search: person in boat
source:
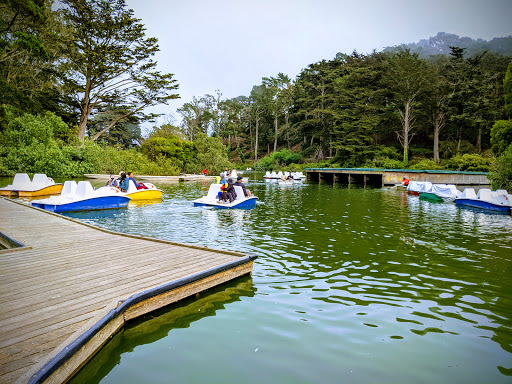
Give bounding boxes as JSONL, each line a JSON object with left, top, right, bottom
{"left": 234, "top": 176, "right": 251, "bottom": 197}
{"left": 106, "top": 175, "right": 119, "bottom": 187}
{"left": 118, "top": 172, "right": 129, "bottom": 192}
{"left": 216, "top": 173, "right": 227, "bottom": 200}
{"left": 286, "top": 173, "right": 293, "bottom": 181}
{"left": 202, "top": 169, "right": 208, "bottom": 176}
{"left": 219, "top": 178, "right": 236, "bottom": 203}
{"left": 402, "top": 177, "right": 410, "bottom": 186}
{"left": 128, "top": 172, "right": 148, "bottom": 190}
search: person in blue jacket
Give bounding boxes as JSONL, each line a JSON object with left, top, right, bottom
{"left": 118, "top": 172, "right": 129, "bottom": 192}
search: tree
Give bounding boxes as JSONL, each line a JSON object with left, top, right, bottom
{"left": 249, "top": 85, "right": 270, "bottom": 160}
{"left": 262, "top": 73, "right": 292, "bottom": 152}
{"left": 88, "top": 106, "right": 142, "bottom": 148}
{"left": 0, "top": 0, "right": 74, "bottom": 124}
{"left": 59, "top": 0, "right": 179, "bottom": 142}
{"left": 504, "top": 59, "right": 512, "bottom": 118}
{"left": 387, "top": 49, "right": 428, "bottom": 163}
{"left": 189, "top": 132, "right": 230, "bottom": 174}
{"left": 177, "top": 94, "right": 217, "bottom": 141}
{"left": 423, "top": 56, "right": 450, "bottom": 163}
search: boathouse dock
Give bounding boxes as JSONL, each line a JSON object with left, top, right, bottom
{"left": 0, "top": 198, "right": 256, "bottom": 384}
{"left": 305, "top": 168, "right": 490, "bottom": 187}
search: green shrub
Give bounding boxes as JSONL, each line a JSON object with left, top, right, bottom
{"left": 446, "top": 154, "right": 494, "bottom": 172}
{"left": 409, "top": 159, "right": 445, "bottom": 170}
{"left": 257, "top": 149, "right": 303, "bottom": 169}
{"left": 489, "top": 144, "right": 512, "bottom": 191}
{"left": 490, "top": 120, "right": 512, "bottom": 156}
{"left": 381, "top": 159, "right": 406, "bottom": 169}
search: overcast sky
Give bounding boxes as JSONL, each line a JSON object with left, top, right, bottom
{"left": 125, "top": 0, "right": 512, "bottom": 128}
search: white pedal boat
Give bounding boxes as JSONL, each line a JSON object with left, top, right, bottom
{"left": 193, "top": 184, "right": 258, "bottom": 209}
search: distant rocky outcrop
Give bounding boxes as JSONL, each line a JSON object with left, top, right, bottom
{"left": 382, "top": 32, "right": 512, "bottom": 58}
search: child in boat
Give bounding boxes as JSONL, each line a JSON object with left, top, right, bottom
{"left": 234, "top": 176, "right": 251, "bottom": 197}
{"left": 219, "top": 178, "right": 236, "bottom": 203}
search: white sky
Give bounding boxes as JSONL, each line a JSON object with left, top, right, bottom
{"left": 125, "top": 0, "right": 512, "bottom": 129}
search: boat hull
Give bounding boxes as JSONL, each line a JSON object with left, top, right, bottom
{"left": 419, "top": 192, "right": 443, "bottom": 202}
{"left": 193, "top": 197, "right": 258, "bottom": 209}
{"left": 17, "top": 184, "right": 64, "bottom": 197}
{"left": 455, "top": 198, "right": 511, "bottom": 212}
{"left": 39, "top": 196, "right": 130, "bottom": 213}
{"left": 126, "top": 189, "right": 163, "bottom": 200}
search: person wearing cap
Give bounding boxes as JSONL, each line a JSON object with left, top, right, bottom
{"left": 234, "top": 176, "right": 251, "bottom": 197}
{"left": 402, "top": 176, "right": 409, "bottom": 186}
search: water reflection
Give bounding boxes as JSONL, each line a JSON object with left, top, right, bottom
{"left": 69, "top": 277, "right": 255, "bottom": 384}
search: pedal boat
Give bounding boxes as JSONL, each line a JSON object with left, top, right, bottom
{"left": 455, "top": 188, "right": 512, "bottom": 212}
{"left": 31, "top": 181, "right": 130, "bottom": 213}
{"left": 406, "top": 181, "right": 432, "bottom": 196}
{"left": 419, "top": 184, "right": 461, "bottom": 202}
{"left": 97, "top": 180, "right": 163, "bottom": 201}
{"left": 0, "top": 173, "right": 63, "bottom": 197}
{"left": 193, "top": 184, "right": 258, "bottom": 209}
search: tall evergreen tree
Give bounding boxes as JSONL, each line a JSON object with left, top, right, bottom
{"left": 386, "top": 49, "right": 428, "bottom": 163}
{"left": 59, "top": 0, "right": 179, "bottom": 142}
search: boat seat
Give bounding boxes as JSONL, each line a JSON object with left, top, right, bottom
{"left": 477, "top": 188, "right": 492, "bottom": 201}
{"left": 207, "top": 184, "right": 222, "bottom": 199}
{"left": 76, "top": 181, "right": 95, "bottom": 199}
{"left": 461, "top": 188, "right": 477, "bottom": 199}
{"left": 12, "top": 173, "right": 31, "bottom": 187}
{"left": 496, "top": 189, "right": 508, "bottom": 195}
{"left": 32, "top": 173, "right": 50, "bottom": 187}
{"left": 126, "top": 180, "right": 138, "bottom": 194}
{"left": 61, "top": 180, "right": 77, "bottom": 197}
{"left": 234, "top": 186, "right": 244, "bottom": 201}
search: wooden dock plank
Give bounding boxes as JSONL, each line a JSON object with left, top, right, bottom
{"left": 0, "top": 198, "right": 255, "bottom": 384}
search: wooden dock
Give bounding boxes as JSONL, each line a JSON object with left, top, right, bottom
{"left": 306, "top": 168, "right": 490, "bottom": 186}
{"left": 0, "top": 198, "right": 255, "bottom": 384}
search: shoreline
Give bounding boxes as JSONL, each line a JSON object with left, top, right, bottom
{"left": 84, "top": 174, "right": 216, "bottom": 182}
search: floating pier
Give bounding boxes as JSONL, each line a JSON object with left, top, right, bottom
{"left": 305, "top": 168, "right": 490, "bottom": 186}
{"left": 0, "top": 198, "right": 255, "bottom": 384}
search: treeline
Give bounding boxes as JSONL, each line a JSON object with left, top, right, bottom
{"left": 180, "top": 48, "right": 510, "bottom": 166}
{"left": 1, "top": 0, "right": 511, "bottom": 188}
{"left": 178, "top": 47, "right": 512, "bottom": 188}
{"left": 0, "top": 0, "right": 232, "bottom": 176}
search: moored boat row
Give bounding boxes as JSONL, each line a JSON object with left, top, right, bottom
{"left": 405, "top": 180, "right": 512, "bottom": 213}
{"left": 263, "top": 171, "right": 306, "bottom": 182}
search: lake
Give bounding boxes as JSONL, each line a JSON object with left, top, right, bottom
{"left": 2, "top": 174, "right": 512, "bottom": 383}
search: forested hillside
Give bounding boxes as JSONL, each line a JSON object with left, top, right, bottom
{"left": 382, "top": 32, "right": 512, "bottom": 58}
{"left": 0, "top": 0, "right": 511, "bottom": 189}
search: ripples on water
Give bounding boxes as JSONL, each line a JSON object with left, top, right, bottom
{"left": 34, "top": 176, "right": 512, "bottom": 384}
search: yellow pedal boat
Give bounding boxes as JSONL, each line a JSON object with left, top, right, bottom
{"left": 97, "top": 180, "right": 163, "bottom": 201}
{"left": 0, "top": 173, "right": 63, "bottom": 197}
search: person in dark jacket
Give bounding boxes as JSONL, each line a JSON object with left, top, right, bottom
{"left": 220, "top": 178, "right": 237, "bottom": 203}
{"left": 234, "top": 176, "right": 251, "bottom": 197}
{"left": 118, "top": 172, "right": 129, "bottom": 192}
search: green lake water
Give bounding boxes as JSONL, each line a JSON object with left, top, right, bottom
{"left": 2, "top": 174, "right": 512, "bottom": 383}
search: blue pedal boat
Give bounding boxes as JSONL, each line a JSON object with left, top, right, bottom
{"left": 455, "top": 188, "right": 512, "bottom": 213}
{"left": 32, "top": 180, "right": 130, "bottom": 213}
